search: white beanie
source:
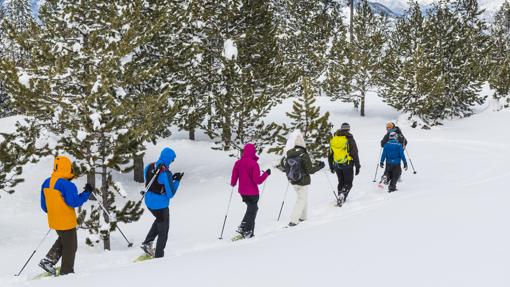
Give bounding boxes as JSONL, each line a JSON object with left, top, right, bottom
{"left": 294, "top": 132, "right": 306, "bottom": 148}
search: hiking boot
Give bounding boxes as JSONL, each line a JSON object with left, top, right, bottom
{"left": 288, "top": 222, "right": 298, "bottom": 227}
{"left": 38, "top": 258, "right": 57, "bottom": 276}
{"left": 235, "top": 223, "right": 246, "bottom": 235}
{"left": 140, "top": 242, "right": 155, "bottom": 257}
{"left": 337, "top": 193, "right": 345, "bottom": 207}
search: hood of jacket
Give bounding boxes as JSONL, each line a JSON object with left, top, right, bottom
{"left": 52, "top": 156, "right": 74, "bottom": 180}
{"left": 157, "top": 148, "right": 176, "bottom": 167}
{"left": 241, "top": 144, "right": 259, "bottom": 161}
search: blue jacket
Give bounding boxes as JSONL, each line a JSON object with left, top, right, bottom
{"left": 380, "top": 140, "right": 407, "bottom": 166}
{"left": 144, "top": 148, "right": 180, "bottom": 210}
{"left": 41, "top": 178, "right": 90, "bottom": 213}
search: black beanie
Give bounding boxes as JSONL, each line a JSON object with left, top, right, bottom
{"left": 341, "top": 122, "right": 350, "bottom": 131}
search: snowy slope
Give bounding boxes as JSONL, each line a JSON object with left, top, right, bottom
{"left": 1, "top": 94, "right": 510, "bottom": 287}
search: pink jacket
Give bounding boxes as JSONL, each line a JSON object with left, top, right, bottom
{"left": 230, "top": 144, "right": 269, "bottom": 196}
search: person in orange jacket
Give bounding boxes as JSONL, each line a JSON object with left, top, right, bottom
{"left": 38, "top": 156, "right": 92, "bottom": 276}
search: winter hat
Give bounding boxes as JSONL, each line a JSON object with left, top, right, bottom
{"left": 386, "top": 122, "right": 395, "bottom": 130}
{"left": 389, "top": 131, "right": 397, "bottom": 140}
{"left": 340, "top": 122, "right": 350, "bottom": 131}
{"left": 294, "top": 132, "right": 306, "bottom": 148}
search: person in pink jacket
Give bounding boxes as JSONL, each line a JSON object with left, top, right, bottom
{"left": 231, "top": 143, "right": 270, "bottom": 238}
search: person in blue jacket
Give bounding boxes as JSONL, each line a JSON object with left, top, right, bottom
{"left": 39, "top": 155, "right": 92, "bottom": 275}
{"left": 380, "top": 132, "right": 408, "bottom": 192}
{"left": 141, "top": 148, "right": 183, "bottom": 258}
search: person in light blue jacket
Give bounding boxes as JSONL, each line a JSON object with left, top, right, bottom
{"left": 141, "top": 148, "right": 183, "bottom": 258}
{"left": 380, "top": 132, "right": 407, "bottom": 192}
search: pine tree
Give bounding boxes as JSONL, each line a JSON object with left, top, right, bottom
{"left": 344, "top": 0, "right": 387, "bottom": 117}
{"left": 268, "top": 77, "right": 332, "bottom": 161}
{"left": 0, "top": 119, "right": 46, "bottom": 197}
{"left": 0, "top": 8, "right": 10, "bottom": 117}
{"left": 418, "top": 0, "right": 487, "bottom": 125}
{"left": 381, "top": 1, "right": 436, "bottom": 126}
{"left": 274, "top": 0, "right": 344, "bottom": 99}
{"left": 1, "top": 0, "right": 33, "bottom": 65}
{"left": 488, "top": 0, "right": 510, "bottom": 108}
{"left": 0, "top": 0, "right": 170, "bottom": 250}
{"left": 205, "top": 0, "right": 284, "bottom": 154}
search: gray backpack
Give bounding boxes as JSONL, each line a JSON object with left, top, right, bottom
{"left": 285, "top": 155, "right": 305, "bottom": 184}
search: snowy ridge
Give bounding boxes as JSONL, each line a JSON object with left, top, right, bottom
{"left": 1, "top": 93, "right": 509, "bottom": 287}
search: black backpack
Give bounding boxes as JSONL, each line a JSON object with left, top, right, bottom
{"left": 285, "top": 155, "right": 305, "bottom": 184}
{"left": 145, "top": 163, "right": 166, "bottom": 195}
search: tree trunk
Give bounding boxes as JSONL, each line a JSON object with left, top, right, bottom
{"left": 133, "top": 154, "right": 144, "bottom": 183}
{"left": 189, "top": 126, "right": 195, "bottom": 141}
{"left": 87, "top": 171, "right": 97, "bottom": 201}
{"left": 101, "top": 166, "right": 111, "bottom": 251}
{"left": 360, "top": 90, "right": 366, "bottom": 117}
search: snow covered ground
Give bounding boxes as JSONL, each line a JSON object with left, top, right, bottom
{"left": 1, "top": 93, "right": 509, "bottom": 287}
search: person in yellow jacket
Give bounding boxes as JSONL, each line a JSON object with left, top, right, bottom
{"left": 328, "top": 123, "right": 361, "bottom": 207}
{"left": 39, "top": 156, "right": 92, "bottom": 276}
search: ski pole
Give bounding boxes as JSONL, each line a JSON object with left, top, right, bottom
{"left": 373, "top": 148, "right": 383, "bottom": 182}
{"left": 405, "top": 149, "right": 417, "bottom": 174}
{"left": 14, "top": 229, "right": 52, "bottom": 277}
{"left": 322, "top": 169, "right": 339, "bottom": 201}
{"left": 277, "top": 182, "right": 290, "bottom": 221}
{"left": 92, "top": 191, "right": 134, "bottom": 247}
{"left": 219, "top": 186, "right": 235, "bottom": 240}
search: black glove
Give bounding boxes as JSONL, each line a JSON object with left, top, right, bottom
{"left": 84, "top": 183, "right": 94, "bottom": 193}
{"left": 172, "top": 172, "right": 184, "bottom": 181}
{"left": 404, "top": 163, "right": 408, "bottom": 171}
{"left": 355, "top": 165, "right": 360, "bottom": 176}
{"left": 266, "top": 169, "right": 271, "bottom": 176}
{"left": 318, "top": 161, "right": 326, "bottom": 170}
{"left": 330, "top": 168, "right": 335, "bottom": 174}
{"left": 380, "top": 163, "right": 384, "bottom": 168}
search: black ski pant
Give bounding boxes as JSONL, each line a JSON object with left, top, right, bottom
{"left": 45, "top": 228, "right": 77, "bottom": 275}
{"left": 143, "top": 207, "right": 170, "bottom": 258}
{"left": 386, "top": 164, "right": 402, "bottom": 191}
{"left": 241, "top": 195, "right": 259, "bottom": 234}
{"left": 335, "top": 162, "right": 354, "bottom": 199}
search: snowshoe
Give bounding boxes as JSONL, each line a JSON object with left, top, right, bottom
{"left": 38, "top": 258, "right": 57, "bottom": 277}
{"left": 134, "top": 254, "right": 154, "bottom": 263}
{"left": 378, "top": 175, "right": 389, "bottom": 188}
{"left": 231, "top": 230, "right": 254, "bottom": 241}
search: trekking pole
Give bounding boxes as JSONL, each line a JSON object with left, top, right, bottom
{"left": 277, "top": 182, "right": 290, "bottom": 221}
{"left": 322, "top": 169, "right": 339, "bottom": 201}
{"left": 91, "top": 191, "right": 134, "bottom": 247}
{"left": 405, "top": 149, "right": 417, "bottom": 174}
{"left": 14, "top": 229, "right": 52, "bottom": 277}
{"left": 219, "top": 186, "right": 235, "bottom": 240}
{"left": 373, "top": 148, "right": 383, "bottom": 182}
{"left": 139, "top": 167, "right": 162, "bottom": 202}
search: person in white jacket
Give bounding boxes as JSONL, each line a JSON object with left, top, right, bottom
{"left": 280, "top": 132, "right": 325, "bottom": 227}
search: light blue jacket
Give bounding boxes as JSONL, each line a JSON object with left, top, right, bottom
{"left": 144, "top": 148, "right": 180, "bottom": 210}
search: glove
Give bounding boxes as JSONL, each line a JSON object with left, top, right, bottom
{"left": 404, "top": 163, "right": 408, "bottom": 171}
{"left": 172, "top": 172, "right": 184, "bottom": 181}
{"left": 84, "top": 183, "right": 94, "bottom": 193}
{"left": 330, "top": 168, "right": 335, "bottom": 174}
{"left": 380, "top": 163, "right": 384, "bottom": 168}
{"left": 318, "top": 161, "right": 326, "bottom": 170}
{"left": 266, "top": 169, "right": 271, "bottom": 176}
{"left": 355, "top": 165, "right": 360, "bottom": 176}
